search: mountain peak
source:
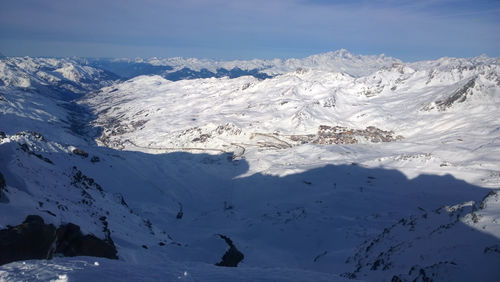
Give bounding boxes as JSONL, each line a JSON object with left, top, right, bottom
{"left": 333, "top": 48, "right": 354, "bottom": 58}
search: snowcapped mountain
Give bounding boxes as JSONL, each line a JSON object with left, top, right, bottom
{"left": 0, "top": 57, "right": 118, "bottom": 98}
{"left": 87, "top": 49, "right": 400, "bottom": 80}
{"left": 0, "top": 51, "right": 499, "bottom": 281}
{"left": 142, "top": 49, "right": 401, "bottom": 77}
{"left": 84, "top": 56, "right": 500, "bottom": 182}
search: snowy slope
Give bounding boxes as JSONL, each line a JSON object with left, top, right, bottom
{"left": 346, "top": 191, "right": 500, "bottom": 281}
{"left": 0, "top": 51, "right": 499, "bottom": 281}
{"left": 84, "top": 57, "right": 500, "bottom": 186}
{"left": 0, "top": 57, "right": 117, "bottom": 97}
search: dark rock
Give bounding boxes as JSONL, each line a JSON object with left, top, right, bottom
{"left": 484, "top": 245, "right": 500, "bottom": 254}
{"left": 0, "top": 131, "right": 6, "bottom": 139}
{"left": 40, "top": 155, "right": 53, "bottom": 164}
{"left": 192, "top": 133, "right": 211, "bottom": 143}
{"left": 435, "top": 77, "right": 476, "bottom": 111}
{"left": 15, "top": 131, "right": 45, "bottom": 141}
{"left": 391, "top": 275, "right": 403, "bottom": 282}
{"left": 71, "top": 167, "right": 104, "bottom": 193}
{"left": 0, "top": 215, "right": 118, "bottom": 266}
{"left": 176, "top": 211, "right": 183, "bottom": 219}
{"left": 313, "top": 251, "right": 328, "bottom": 262}
{"left": 24, "top": 215, "right": 45, "bottom": 224}
{"left": 18, "top": 143, "right": 53, "bottom": 164}
{"left": 90, "top": 156, "right": 100, "bottom": 163}
{"left": 142, "top": 245, "right": 148, "bottom": 249}
{"left": 19, "top": 143, "right": 30, "bottom": 152}
{"left": 56, "top": 223, "right": 118, "bottom": 259}
{"left": 415, "top": 268, "right": 432, "bottom": 282}
{"left": 98, "top": 216, "right": 114, "bottom": 247}
{"left": 371, "top": 258, "right": 384, "bottom": 270}
{"left": 215, "top": 234, "right": 244, "bottom": 267}
{"left": 144, "top": 219, "right": 154, "bottom": 234}
{"left": 480, "top": 190, "right": 498, "bottom": 209}
{"left": 223, "top": 201, "right": 233, "bottom": 211}
{"left": 41, "top": 210, "right": 57, "bottom": 217}
{"left": 0, "top": 171, "right": 5, "bottom": 197}
{"left": 118, "top": 194, "right": 129, "bottom": 208}
{"left": 72, "top": 148, "right": 89, "bottom": 158}
{"left": 0, "top": 215, "right": 57, "bottom": 265}
{"left": 340, "top": 272, "right": 356, "bottom": 279}
{"left": 176, "top": 203, "right": 184, "bottom": 219}
{"left": 32, "top": 131, "right": 45, "bottom": 141}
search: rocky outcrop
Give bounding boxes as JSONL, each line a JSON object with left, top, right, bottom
{"left": 15, "top": 131, "right": 46, "bottom": 142}
{"left": 0, "top": 215, "right": 57, "bottom": 265}
{"left": 0, "top": 171, "right": 5, "bottom": 198}
{"left": 435, "top": 78, "right": 476, "bottom": 111}
{"left": 0, "top": 215, "right": 118, "bottom": 266}
{"left": 344, "top": 190, "right": 500, "bottom": 281}
{"left": 71, "top": 148, "right": 89, "bottom": 158}
{"left": 56, "top": 223, "right": 118, "bottom": 259}
{"left": 422, "top": 77, "right": 477, "bottom": 111}
{"left": 215, "top": 234, "right": 244, "bottom": 267}
{"left": 19, "top": 143, "right": 53, "bottom": 164}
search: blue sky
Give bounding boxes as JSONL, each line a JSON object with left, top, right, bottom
{"left": 0, "top": 0, "right": 499, "bottom": 61}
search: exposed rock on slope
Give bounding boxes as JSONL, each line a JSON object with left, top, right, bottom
{"left": 0, "top": 171, "right": 5, "bottom": 198}
{"left": 0, "top": 215, "right": 117, "bottom": 266}
{"left": 215, "top": 234, "right": 245, "bottom": 267}
{"left": 345, "top": 190, "right": 500, "bottom": 281}
{"left": 55, "top": 222, "right": 118, "bottom": 259}
{"left": 0, "top": 215, "right": 56, "bottom": 265}
{"left": 435, "top": 77, "right": 476, "bottom": 111}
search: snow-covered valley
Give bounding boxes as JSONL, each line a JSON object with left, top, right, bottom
{"left": 0, "top": 51, "right": 499, "bottom": 281}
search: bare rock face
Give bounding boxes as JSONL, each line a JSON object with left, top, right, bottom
{"left": 72, "top": 148, "right": 89, "bottom": 158}
{"left": 0, "top": 215, "right": 118, "bottom": 266}
{"left": 215, "top": 234, "right": 244, "bottom": 267}
{"left": 0, "top": 215, "right": 57, "bottom": 265}
{"left": 0, "top": 171, "right": 6, "bottom": 198}
{"left": 422, "top": 77, "right": 477, "bottom": 111}
{"left": 435, "top": 78, "right": 476, "bottom": 111}
{"left": 56, "top": 223, "right": 118, "bottom": 259}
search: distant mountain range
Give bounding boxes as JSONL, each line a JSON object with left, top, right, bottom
{"left": 86, "top": 49, "right": 401, "bottom": 79}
